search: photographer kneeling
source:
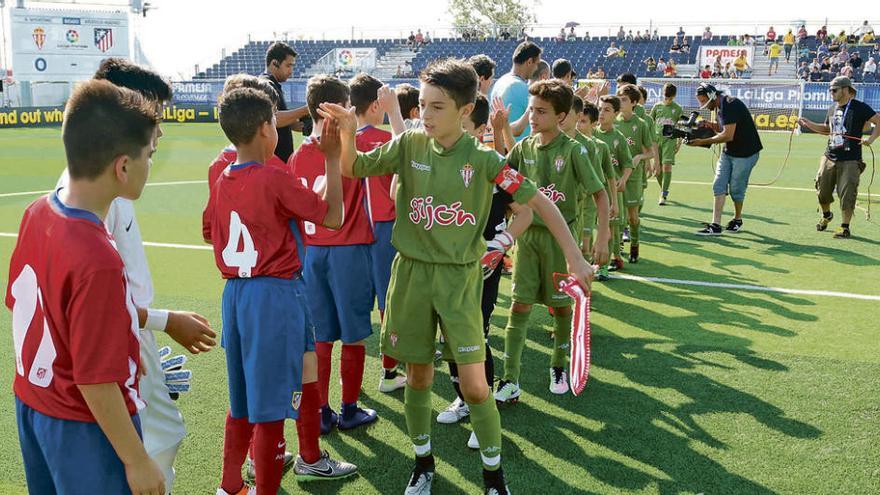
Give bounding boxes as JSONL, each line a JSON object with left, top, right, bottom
{"left": 687, "top": 83, "right": 763, "bottom": 235}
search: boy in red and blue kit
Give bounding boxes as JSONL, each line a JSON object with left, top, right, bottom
{"left": 290, "top": 75, "right": 379, "bottom": 434}
{"left": 6, "top": 80, "right": 165, "bottom": 495}
{"left": 207, "top": 87, "right": 357, "bottom": 494}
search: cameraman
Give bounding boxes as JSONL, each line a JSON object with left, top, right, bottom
{"left": 687, "top": 83, "right": 763, "bottom": 235}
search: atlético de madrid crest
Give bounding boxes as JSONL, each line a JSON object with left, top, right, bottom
{"left": 461, "top": 164, "right": 474, "bottom": 188}
{"left": 554, "top": 155, "right": 565, "bottom": 173}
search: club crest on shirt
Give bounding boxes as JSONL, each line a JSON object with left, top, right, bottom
{"left": 390, "top": 332, "right": 399, "bottom": 348}
{"left": 291, "top": 391, "right": 302, "bottom": 411}
{"left": 613, "top": 139, "right": 620, "bottom": 148}
{"left": 461, "top": 164, "right": 474, "bottom": 188}
{"left": 632, "top": 124, "right": 638, "bottom": 132}
{"left": 554, "top": 155, "right": 565, "bottom": 172}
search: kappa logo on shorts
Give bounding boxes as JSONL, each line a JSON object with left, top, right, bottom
{"left": 524, "top": 159, "right": 536, "bottom": 165}
{"left": 409, "top": 196, "right": 477, "bottom": 230}
{"left": 458, "top": 345, "right": 480, "bottom": 353}
{"left": 613, "top": 139, "right": 620, "bottom": 148}
{"left": 291, "top": 391, "right": 302, "bottom": 411}
{"left": 411, "top": 160, "right": 431, "bottom": 172}
{"left": 539, "top": 183, "right": 566, "bottom": 203}
{"left": 632, "top": 124, "right": 638, "bottom": 132}
{"left": 554, "top": 155, "right": 565, "bottom": 172}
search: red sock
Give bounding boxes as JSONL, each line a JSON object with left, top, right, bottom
{"left": 341, "top": 344, "right": 366, "bottom": 405}
{"left": 379, "top": 309, "right": 384, "bottom": 322}
{"left": 221, "top": 411, "right": 254, "bottom": 494}
{"left": 253, "top": 420, "right": 285, "bottom": 494}
{"left": 296, "top": 381, "right": 321, "bottom": 464}
{"left": 315, "top": 341, "right": 334, "bottom": 407}
{"left": 382, "top": 354, "right": 398, "bottom": 370}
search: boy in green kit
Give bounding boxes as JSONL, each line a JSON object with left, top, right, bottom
{"left": 494, "top": 80, "right": 610, "bottom": 401}
{"left": 615, "top": 84, "right": 653, "bottom": 263}
{"left": 650, "top": 83, "right": 684, "bottom": 205}
{"left": 319, "top": 58, "right": 593, "bottom": 495}
{"left": 636, "top": 85, "right": 660, "bottom": 206}
{"left": 562, "top": 96, "right": 618, "bottom": 263}
{"left": 593, "top": 95, "right": 634, "bottom": 274}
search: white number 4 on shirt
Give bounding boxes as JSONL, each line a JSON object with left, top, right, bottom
{"left": 222, "top": 211, "right": 259, "bottom": 278}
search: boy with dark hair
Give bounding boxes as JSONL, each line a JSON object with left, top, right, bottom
{"left": 8, "top": 79, "right": 165, "bottom": 495}
{"left": 437, "top": 95, "right": 534, "bottom": 452}
{"left": 495, "top": 80, "right": 609, "bottom": 402}
{"left": 635, "top": 85, "right": 660, "bottom": 199}
{"left": 209, "top": 88, "right": 357, "bottom": 494}
{"left": 320, "top": 57, "right": 593, "bottom": 495}
{"left": 396, "top": 83, "right": 421, "bottom": 122}
{"left": 614, "top": 84, "right": 653, "bottom": 263}
{"left": 95, "top": 57, "right": 172, "bottom": 102}
{"left": 567, "top": 97, "right": 618, "bottom": 265}
{"left": 593, "top": 95, "right": 634, "bottom": 274}
{"left": 650, "top": 83, "right": 684, "bottom": 205}
{"left": 290, "top": 75, "right": 380, "bottom": 434}
{"left": 468, "top": 54, "right": 497, "bottom": 96}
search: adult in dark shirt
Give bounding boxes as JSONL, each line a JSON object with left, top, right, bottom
{"left": 260, "top": 41, "right": 309, "bottom": 162}
{"left": 799, "top": 76, "right": 880, "bottom": 237}
{"left": 688, "top": 83, "right": 763, "bottom": 235}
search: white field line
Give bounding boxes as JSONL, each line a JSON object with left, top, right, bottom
{"left": 0, "top": 180, "right": 208, "bottom": 198}
{"left": 674, "top": 180, "right": 873, "bottom": 197}
{"left": 0, "top": 231, "right": 876, "bottom": 301}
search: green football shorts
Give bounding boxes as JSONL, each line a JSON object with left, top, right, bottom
{"left": 381, "top": 254, "right": 485, "bottom": 365}
{"left": 512, "top": 226, "right": 574, "bottom": 308}
{"left": 660, "top": 138, "right": 678, "bottom": 165}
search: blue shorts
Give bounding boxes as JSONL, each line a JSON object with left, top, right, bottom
{"left": 713, "top": 151, "right": 760, "bottom": 202}
{"left": 369, "top": 220, "right": 396, "bottom": 311}
{"left": 221, "top": 276, "right": 316, "bottom": 423}
{"left": 16, "top": 398, "right": 141, "bottom": 495}
{"left": 304, "top": 244, "right": 374, "bottom": 343}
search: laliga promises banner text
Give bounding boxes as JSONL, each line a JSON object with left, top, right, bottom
{"left": 334, "top": 48, "right": 377, "bottom": 71}
{"left": 699, "top": 46, "right": 754, "bottom": 68}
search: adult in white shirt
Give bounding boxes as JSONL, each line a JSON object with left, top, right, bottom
{"left": 864, "top": 57, "right": 877, "bottom": 77}
{"left": 606, "top": 42, "right": 620, "bottom": 57}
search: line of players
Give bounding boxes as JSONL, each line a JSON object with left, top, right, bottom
{"left": 4, "top": 47, "right": 685, "bottom": 495}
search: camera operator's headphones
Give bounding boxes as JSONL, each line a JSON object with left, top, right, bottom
{"left": 696, "top": 82, "right": 720, "bottom": 109}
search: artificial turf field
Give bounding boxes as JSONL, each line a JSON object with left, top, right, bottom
{"left": 0, "top": 124, "right": 878, "bottom": 495}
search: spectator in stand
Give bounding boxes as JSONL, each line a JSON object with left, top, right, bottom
{"left": 810, "top": 65, "right": 822, "bottom": 81}
{"left": 584, "top": 31, "right": 591, "bottom": 40}
{"left": 727, "top": 36, "right": 740, "bottom": 46}
{"left": 681, "top": 38, "right": 691, "bottom": 54}
{"left": 595, "top": 67, "right": 606, "bottom": 79}
{"left": 797, "top": 24, "right": 808, "bottom": 41}
{"left": 809, "top": 57, "right": 820, "bottom": 71}
{"left": 725, "top": 62, "right": 737, "bottom": 79}
{"left": 677, "top": 26, "right": 686, "bottom": 38}
{"left": 767, "top": 40, "right": 782, "bottom": 75}
{"left": 700, "top": 65, "right": 712, "bottom": 78}
{"left": 657, "top": 57, "right": 667, "bottom": 74}
{"left": 850, "top": 52, "right": 863, "bottom": 80}
{"left": 618, "top": 45, "right": 627, "bottom": 58}
{"left": 644, "top": 56, "right": 657, "bottom": 73}
{"left": 626, "top": 30, "right": 634, "bottom": 41}
{"left": 653, "top": 29, "right": 660, "bottom": 40}
{"left": 798, "top": 61, "right": 810, "bottom": 80}
{"left": 396, "top": 65, "right": 403, "bottom": 78}
{"left": 670, "top": 38, "right": 681, "bottom": 53}
{"left": 798, "top": 44, "right": 810, "bottom": 61}
{"left": 617, "top": 26, "right": 626, "bottom": 40}
{"left": 407, "top": 31, "right": 416, "bottom": 48}
{"left": 743, "top": 34, "right": 755, "bottom": 46}
{"left": 567, "top": 27, "right": 577, "bottom": 41}
{"left": 864, "top": 57, "right": 877, "bottom": 81}
{"left": 556, "top": 28, "right": 566, "bottom": 42}
{"left": 820, "top": 57, "right": 832, "bottom": 74}
{"left": 840, "top": 63, "right": 854, "bottom": 78}
{"left": 836, "top": 46, "right": 851, "bottom": 66}
{"left": 733, "top": 52, "right": 750, "bottom": 77}
{"left": 606, "top": 42, "right": 621, "bottom": 58}
{"left": 764, "top": 26, "right": 777, "bottom": 54}
{"left": 635, "top": 30, "right": 643, "bottom": 41}
{"left": 500, "top": 28, "right": 511, "bottom": 40}
{"left": 462, "top": 30, "right": 471, "bottom": 41}
{"left": 714, "top": 55, "right": 724, "bottom": 75}
{"left": 818, "top": 41, "right": 831, "bottom": 59}
{"left": 783, "top": 29, "right": 795, "bottom": 62}
{"left": 703, "top": 27, "right": 713, "bottom": 41}
{"left": 424, "top": 31, "right": 432, "bottom": 44}
{"left": 855, "top": 20, "right": 874, "bottom": 37}
{"left": 817, "top": 25, "right": 828, "bottom": 42}
{"left": 664, "top": 59, "right": 677, "bottom": 77}
{"left": 414, "top": 30, "right": 425, "bottom": 51}
{"left": 860, "top": 31, "right": 875, "bottom": 45}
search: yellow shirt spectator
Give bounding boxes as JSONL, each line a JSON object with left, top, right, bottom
{"left": 768, "top": 43, "right": 781, "bottom": 58}
{"left": 783, "top": 32, "right": 795, "bottom": 45}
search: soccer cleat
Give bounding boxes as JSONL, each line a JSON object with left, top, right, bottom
{"left": 434, "top": 350, "right": 443, "bottom": 361}
{"left": 485, "top": 486, "right": 511, "bottom": 495}
{"left": 294, "top": 450, "right": 358, "bottom": 482}
{"left": 436, "top": 397, "right": 470, "bottom": 424}
{"left": 725, "top": 218, "right": 743, "bottom": 233}
{"left": 493, "top": 380, "right": 521, "bottom": 404}
{"left": 244, "top": 451, "right": 294, "bottom": 481}
{"left": 608, "top": 257, "right": 624, "bottom": 272}
{"left": 817, "top": 212, "right": 833, "bottom": 231}
{"left": 337, "top": 403, "right": 378, "bottom": 431}
{"left": 379, "top": 369, "right": 408, "bottom": 393}
{"left": 696, "top": 223, "right": 723, "bottom": 236}
{"left": 833, "top": 227, "right": 851, "bottom": 239}
{"left": 550, "top": 367, "right": 569, "bottom": 395}
{"left": 483, "top": 468, "right": 511, "bottom": 495}
{"left": 597, "top": 266, "right": 610, "bottom": 281}
{"left": 658, "top": 193, "right": 667, "bottom": 206}
{"left": 320, "top": 405, "right": 338, "bottom": 435}
{"left": 467, "top": 430, "right": 480, "bottom": 450}
{"left": 405, "top": 459, "right": 435, "bottom": 495}
{"left": 622, "top": 227, "right": 630, "bottom": 243}
{"left": 216, "top": 484, "right": 255, "bottom": 495}
{"left": 628, "top": 245, "right": 639, "bottom": 264}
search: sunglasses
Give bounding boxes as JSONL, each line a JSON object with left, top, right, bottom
{"left": 829, "top": 88, "right": 841, "bottom": 93}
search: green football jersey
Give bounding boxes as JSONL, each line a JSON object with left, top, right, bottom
{"left": 650, "top": 101, "right": 685, "bottom": 138}
{"left": 614, "top": 113, "right": 652, "bottom": 175}
{"left": 593, "top": 126, "right": 634, "bottom": 177}
{"left": 635, "top": 105, "right": 658, "bottom": 144}
{"left": 508, "top": 132, "right": 604, "bottom": 228}
{"left": 571, "top": 132, "right": 607, "bottom": 188}
{"left": 352, "top": 130, "right": 538, "bottom": 265}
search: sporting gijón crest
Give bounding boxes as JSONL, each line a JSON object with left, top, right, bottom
{"left": 94, "top": 28, "right": 113, "bottom": 53}
{"left": 409, "top": 196, "right": 477, "bottom": 230}
{"left": 554, "top": 155, "right": 565, "bottom": 173}
{"left": 539, "top": 184, "right": 566, "bottom": 203}
{"left": 461, "top": 164, "right": 474, "bottom": 188}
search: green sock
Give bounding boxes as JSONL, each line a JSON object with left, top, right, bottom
{"left": 551, "top": 310, "right": 572, "bottom": 368}
{"left": 467, "top": 392, "right": 502, "bottom": 471}
{"left": 611, "top": 223, "right": 620, "bottom": 259}
{"left": 502, "top": 310, "right": 531, "bottom": 382}
{"left": 404, "top": 385, "right": 433, "bottom": 458}
{"left": 662, "top": 169, "right": 672, "bottom": 193}
{"left": 630, "top": 220, "right": 640, "bottom": 246}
